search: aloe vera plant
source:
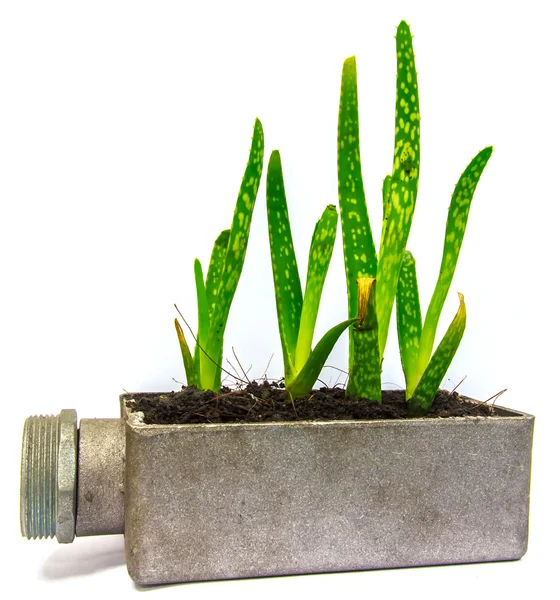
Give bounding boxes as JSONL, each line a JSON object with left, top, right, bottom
{"left": 338, "top": 21, "right": 420, "bottom": 402}
{"left": 338, "top": 21, "right": 492, "bottom": 412}
{"left": 397, "top": 146, "right": 493, "bottom": 415}
{"left": 175, "top": 118, "right": 264, "bottom": 391}
{"left": 267, "top": 150, "right": 357, "bottom": 399}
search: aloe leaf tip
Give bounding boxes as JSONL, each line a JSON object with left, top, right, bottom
{"left": 397, "top": 20, "right": 412, "bottom": 35}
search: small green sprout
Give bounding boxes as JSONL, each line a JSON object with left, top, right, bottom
{"left": 266, "top": 150, "right": 357, "bottom": 399}
{"left": 338, "top": 21, "right": 492, "bottom": 412}
{"left": 175, "top": 118, "right": 265, "bottom": 390}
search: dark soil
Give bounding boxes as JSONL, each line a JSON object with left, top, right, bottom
{"left": 124, "top": 381, "right": 497, "bottom": 425}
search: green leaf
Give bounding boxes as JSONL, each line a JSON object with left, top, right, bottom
{"left": 205, "top": 229, "right": 230, "bottom": 322}
{"left": 266, "top": 150, "right": 303, "bottom": 382}
{"left": 204, "top": 230, "right": 228, "bottom": 389}
{"left": 409, "top": 293, "right": 467, "bottom": 415}
{"left": 338, "top": 56, "right": 377, "bottom": 323}
{"left": 348, "top": 329, "right": 381, "bottom": 401}
{"left": 267, "top": 153, "right": 347, "bottom": 395}
{"left": 347, "top": 279, "right": 381, "bottom": 401}
{"left": 380, "top": 174, "right": 392, "bottom": 249}
{"left": 288, "top": 318, "right": 358, "bottom": 399}
{"left": 194, "top": 259, "right": 209, "bottom": 346}
{"left": 212, "top": 347, "right": 223, "bottom": 391}
{"left": 376, "top": 20, "right": 420, "bottom": 358}
{"left": 294, "top": 205, "right": 338, "bottom": 373}
{"left": 194, "top": 258, "right": 214, "bottom": 389}
{"left": 415, "top": 147, "right": 493, "bottom": 388}
{"left": 396, "top": 251, "right": 422, "bottom": 397}
{"left": 174, "top": 319, "right": 199, "bottom": 388}
{"left": 206, "top": 118, "right": 265, "bottom": 382}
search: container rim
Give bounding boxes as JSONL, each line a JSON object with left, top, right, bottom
{"left": 120, "top": 393, "right": 534, "bottom": 431}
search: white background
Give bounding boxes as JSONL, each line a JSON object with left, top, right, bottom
{"left": 1, "top": 1, "right": 558, "bottom": 597}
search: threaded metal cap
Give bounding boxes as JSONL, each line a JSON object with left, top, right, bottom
{"left": 20, "top": 409, "right": 78, "bottom": 543}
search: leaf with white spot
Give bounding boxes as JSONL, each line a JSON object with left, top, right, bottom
{"left": 205, "top": 118, "right": 265, "bottom": 385}
{"left": 205, "top": 229, "right": 230, "bottom": 322}
{"left": 338, "top": 56, "right": 377, "bottom": 332}
{"left": 288, "top": 318, "right": 358, "bottom": 399}
{"left": 294, "top": 205, "right": 338, "bottom": 372}
{"left": 338, "top": 56, "right": 380, "bottom": 396}
{"left": 266, "top": 150, "right": 303, "bottom": 381}
{"left": 408, "top": 294, "right": 466, "bottom": 415}
{"left": 380, "top": 175, "right": 392, "bottom": 249}
{"left": 414, "top": 147, "right": 493, "bottom": 390}
{"left": 396, "top": 251, "right": 422, "bottom": 396}
{"left": 376, "top": 20, "right": 421, "bottom": 359}
{"left": 267, "top": 151, "right": 352, "bottom": 397}
{"left": 347, "top": 278, "right": 381, "bottom": 401}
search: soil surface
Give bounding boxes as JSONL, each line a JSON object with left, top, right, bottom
{"left": 125, "top": 381, "right": 497, "bottom": 425}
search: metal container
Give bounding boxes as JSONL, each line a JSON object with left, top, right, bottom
{"left": 123, "top": 399, "right": 534, "bottom": 585}
{"left": 20, "top": 396, "right": 534, "bottom": 585}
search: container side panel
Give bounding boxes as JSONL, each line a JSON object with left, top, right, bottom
{"left": 124, "top": 415, "right": 533, "bottom": 585}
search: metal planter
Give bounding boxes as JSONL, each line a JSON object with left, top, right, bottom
{"left": 123, "top": 399, "right": 534, "bottom": 585}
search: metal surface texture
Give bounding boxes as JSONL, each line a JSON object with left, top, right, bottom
{"left": 123, "top": 402, "right": 534, "bottom": 585}
{"left": 20, "top": 409, "right": 78, "bottom": 543}
{"left": 56, "top": 409, "right": 79, "bottom": 543}
{"left": 20, "top": 397, "right": 534, "bottom": 585}
{"left": 20, "top": 413, "right": 125, "bottom": 542}
{"left": 76, "top": 419, "right": 126, "bottom": 536}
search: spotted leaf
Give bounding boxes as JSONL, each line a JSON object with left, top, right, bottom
{"left": 205, "top": 118, "right": 265, "bottom": 384}
{"left": 294, "top": 205, "right": 338, "bottom": 373}
{"left": 408, "top": 294, "right": 466, "bottom": 415}
{"left": 376, "top": 20, "right": 421, "bottom": 358}
{"left": 414, "top": 147, "right": 493, "bottom": 389}
{"left": 396, "top": 251, "right": 422, "bottom": 397}
{"left": 288, "top": 318, "right": 358, "bottom": 400}
{"left": 380, "top": 175, "right": 392, "bottom": 249}
{"left": 338, "top": 55, "right": 377, "bottom": 331}
{"left": 205, "top": 229, "right": 230, "bottom": 322}
{"left": 347, "top": 278, "right": 381, "bottom": 401}
{"left": 266, "top": 150, "right": 303, "bottom": 382}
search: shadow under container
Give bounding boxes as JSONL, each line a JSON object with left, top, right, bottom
{"left": 123, "top": 397, "right": 534, "bottom": 585}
